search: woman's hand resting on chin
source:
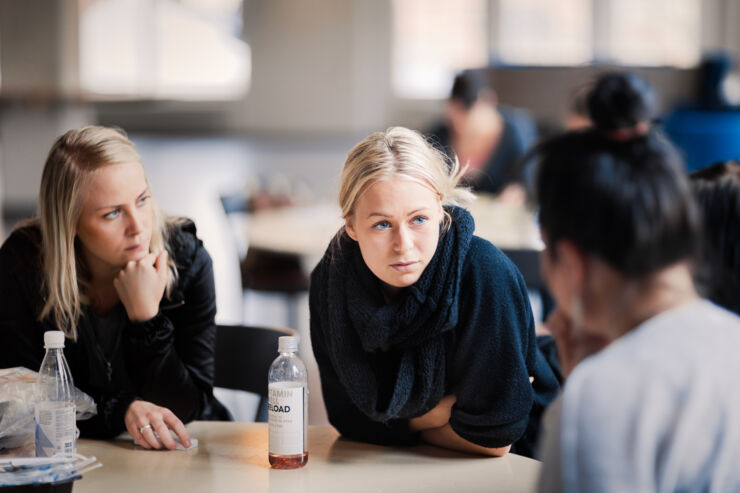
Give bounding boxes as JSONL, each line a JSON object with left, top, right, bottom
{"left": 114, "top": 251, "right": 168, "bottom": 322}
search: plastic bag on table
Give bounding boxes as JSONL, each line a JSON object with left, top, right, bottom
{"left": 0, "top": 367, "right": 97, "bottom": 454}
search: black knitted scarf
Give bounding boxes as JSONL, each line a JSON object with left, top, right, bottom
{"left": 318, "top": 206, "right": 474, "bottom": 422}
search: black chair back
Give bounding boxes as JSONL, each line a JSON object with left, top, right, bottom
{"left": 500, "top": 248, "right": 554, "bottom": 321}
{"left": 500, "top": 249, "right": 543, "bottom": 290}
{"left": 214, "top": 324, "right": 296, "bottom": 421}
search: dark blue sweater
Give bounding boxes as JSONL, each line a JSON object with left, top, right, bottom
{"left": 310, "top": 224, "right": 559, "bottom": 457}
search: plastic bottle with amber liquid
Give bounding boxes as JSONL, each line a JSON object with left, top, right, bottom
{"left": 268, "top": 336, "right": 308, "bottom": 469}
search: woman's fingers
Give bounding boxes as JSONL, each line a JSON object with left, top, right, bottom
{"left": 126, "top": 411, "right": 155, "bottom": 449}
{"left": 152, "top": 418, "right": 177, "bottom": 450}
{"left": 155, "top": 250, "right": 169, "bottom": 286}
{"left": 154, "top": 250, "right": 168, "bottom": 272}
{"left": 163, "top": 411, "right": 191, "bottom": 448}
{"left": 125, "top": 400, "right": 189, "bottom": 450}
{"left": 114, "top": 251, "right": 166, "bottom": 322}
{"left": 140, "top": 421, "right": 164, "bottom": 449}
{"left": 139, "top": 252, "right": 158, "bottom": 269}
{"left": 126, "top": 419, "right": 151, "bottom": 449}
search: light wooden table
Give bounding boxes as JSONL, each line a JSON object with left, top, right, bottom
{"left": 75, "top": 421, "right": 542, "bottom": 492}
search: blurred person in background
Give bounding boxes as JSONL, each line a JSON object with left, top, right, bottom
{"left": 535, "top": 72, "right": 740, "bottom": 492}
{"left": 427, "top": 70, "right": 537, "bottom": 203}
{"left": 690, "top": 160, "right": 740, "bottom": 315}
{"left": 563, "top": 79, "right": 594, "bottom": 131}
{"left": 0, "top": 126, "right": 228, "bottom": 450}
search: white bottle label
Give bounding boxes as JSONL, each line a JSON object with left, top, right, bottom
{"left": 35, "top": 401, "right": 76, "bottom": 457}
{"left": 268, "top": 382, "right": 306, "bottom": 455}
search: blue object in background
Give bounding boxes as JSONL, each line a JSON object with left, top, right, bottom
{"left": 664, "top": 108, "right": 740, "bottom": 172}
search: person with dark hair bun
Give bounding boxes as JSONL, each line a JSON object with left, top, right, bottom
{"left": 690, "top": 160, "right": 740, "bottom": 315}
{"left": 427, "top": 69, "right": 537, "bottom": 201}
{"left": 586, "top": 71, "right": 656, "bottom": 133}
{"left": 535, "top": 72, "right": 740, "bottom": 492}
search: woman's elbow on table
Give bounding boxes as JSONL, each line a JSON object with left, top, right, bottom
{"left": 421, "top": 424, "right": 512, "bottom": 457}
{"left": 481, "top": 444, "right": 511, "bottom": 457}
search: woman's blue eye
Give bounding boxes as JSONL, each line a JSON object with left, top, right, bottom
{"left": 411, "top": 216, "right": 428, "bottom": 225}
{"left": 103, "top": 209, "right": 119, "bottom": 219}
{"left": 372, "top": 220, "right": 391, "bottom": 230}
{"left": 138, "top": 195, "right": 150, "bottom": 206}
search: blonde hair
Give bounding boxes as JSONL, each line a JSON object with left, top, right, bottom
{"left": 338, "top": 126, "right": 474, "bottom": 229}
{"left": 37, "top": 125, "right": 177, "bottom": 340}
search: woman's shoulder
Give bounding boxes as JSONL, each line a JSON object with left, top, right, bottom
{"left": 464, "top": 236, "right": 522, "bottom": 281}
{"left": 165, "top": 218, "right": 210, "bottom": 272}
{"left": 0, "top": 223, "right": 42, "bottom": 265}
{"left": 0, "top": 224, "right": 44, "bottom": 300}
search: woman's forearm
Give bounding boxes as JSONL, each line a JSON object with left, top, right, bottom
{"left": 420, "top": 424, "right": 511, "bottom": 457}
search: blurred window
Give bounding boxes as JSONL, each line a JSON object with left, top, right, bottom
{"left": 393, "top": 0, "right": 702, "bottom": 98}
{"left": 391, "top": 0, "right": 488, "bottom": 99}
{"left": 604, "top": 0, "right": 701, "bottom": 67}
{"left": 496, "top": 0, "right": 592, "bottom": 65}
{"left": 79, "top": 0, "right": 249, "bottom": 100}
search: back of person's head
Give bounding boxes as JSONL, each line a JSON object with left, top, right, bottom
{"left": 339, "top": 127, "right": 474, "bottom": 229}
{"left": 449, "top": 70, "right": 495, "bottom": 110}
{"left": 586, "top": 72, "right": 657, "bottom": 131}
{"left": 535, "top": 72, "right": 699, "bottom": 277}
{"left": 37, "top": 125, "right": 172, "bottom": 339}
{"left": 690, "top": 161, "right": 740, "bottom": 314}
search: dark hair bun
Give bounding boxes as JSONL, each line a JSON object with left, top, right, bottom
{"left": 587, "top": 72, "right": 656, "bottom": 130}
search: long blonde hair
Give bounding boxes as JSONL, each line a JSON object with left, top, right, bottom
{"left": 37, "top": 125, "right": 177, "bottom": 340}
{"left": 338, "top": 126, "right": 474, "bottom": 230}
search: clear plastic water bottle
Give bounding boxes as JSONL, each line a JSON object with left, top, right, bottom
{"left": 268, "top": 336, "right": 308, "bottom": 469}
{"left": 35, "top": 331, "right": 76, "bottom": 457}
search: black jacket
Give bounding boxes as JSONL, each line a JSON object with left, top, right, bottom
{"left": 0, "top": 221, "right": 228, "bottom": 439}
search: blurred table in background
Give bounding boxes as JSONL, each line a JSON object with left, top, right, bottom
{"left": 245, "top": 194, "right": 543, "bottom": 273}
{"left": 76, "top": 421, "right": 542, "bottom": 493}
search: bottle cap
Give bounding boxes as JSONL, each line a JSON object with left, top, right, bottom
{"left": 44, "top": 331, "right": 66, "bottom": 349}
{"left": 278, "top": 336, "right": 298, "bottom": 353}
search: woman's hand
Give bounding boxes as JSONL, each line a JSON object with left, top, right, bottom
{"left": 114, "top": 251, "right": 168, "bottom": 322}
{"left": 409, "top": 394, "right": 456, "bottom": 432}
{"left": 125, "top": 400, "right": 191, "bottom": 450}
{"left": 410, "top": 397, "right": 510, "bottom": 458}
{"left": 545, "top": 308, "right": 610, "bottom": 379}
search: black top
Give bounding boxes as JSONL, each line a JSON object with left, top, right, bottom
{"left": 309, "top": 207, "right": 559, "bottom": 457}
{"left": 427, "top": 105, "right": 538, "bottom": 195}
{"left": 0, "top": 221, "right": 228, "bottom": 439}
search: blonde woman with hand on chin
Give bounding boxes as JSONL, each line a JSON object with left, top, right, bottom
{"left": 0, "top": 126, "right": 229, "bottom": 450}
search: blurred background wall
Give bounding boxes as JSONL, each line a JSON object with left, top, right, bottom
{"left": 4, "top": 0, "right": 740, "bottom": 214}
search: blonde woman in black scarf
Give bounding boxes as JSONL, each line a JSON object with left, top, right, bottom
{"left": 309, "top": 126, "right": 559, "bottom": 458}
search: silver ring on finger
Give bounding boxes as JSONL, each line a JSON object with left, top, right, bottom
{"left": 139, "top": 424, "right": 153, "bottom": 434}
